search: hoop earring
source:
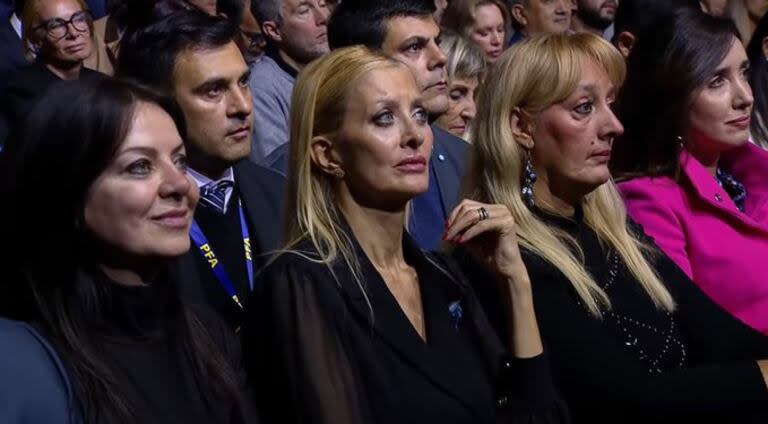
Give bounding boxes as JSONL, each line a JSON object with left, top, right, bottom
{"left": 521, "top": 151, "right": 537, "bottom": 208}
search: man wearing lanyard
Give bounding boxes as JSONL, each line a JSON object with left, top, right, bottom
{"left": 117, "top": 11, "right": 285, "bottom": 331}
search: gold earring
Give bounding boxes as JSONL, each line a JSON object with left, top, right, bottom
{"left": 333, "top": 169, "right": 345, "bottom": 178}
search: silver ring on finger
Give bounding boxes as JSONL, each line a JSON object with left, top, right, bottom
{"left": 477, "top": 207, "right": 489, "bottom": 222}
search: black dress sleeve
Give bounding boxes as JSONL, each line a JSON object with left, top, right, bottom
{"left": 242, "top": 253, "right": 374, "bottom": 424}
{"left": 651, "top": 250, "right": 768, "bottom": 362}
{"left": 187, "top": 304, "right": 261, "bottom": 424}
{"left": 430, "top": 252, "right": 571, "bottom": 423}
{"left": 525, "top": 252, "right": 768, "bottom": 417}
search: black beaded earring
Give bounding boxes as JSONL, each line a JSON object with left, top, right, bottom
{"left": 521, "top": 151, "right": 537, "bottom": 208}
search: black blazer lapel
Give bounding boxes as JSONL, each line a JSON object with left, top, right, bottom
{"left": 330, "top": 229, "right": 491, "bottom": 420}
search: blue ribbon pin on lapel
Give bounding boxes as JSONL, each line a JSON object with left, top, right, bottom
{"left": 449, "top": 300, "right": 463, "bottom": 331}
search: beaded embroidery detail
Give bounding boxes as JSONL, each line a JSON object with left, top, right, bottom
{"left": 578, "top": 250, "right": 688, "bottom": 374}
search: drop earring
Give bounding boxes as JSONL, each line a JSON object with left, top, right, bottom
{"left": 521, "top": 151, "right": 537, "bottom": 208}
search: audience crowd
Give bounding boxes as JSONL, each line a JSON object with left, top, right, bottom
{"left": 2, "top": 0, "right": 768, "bottom": 423}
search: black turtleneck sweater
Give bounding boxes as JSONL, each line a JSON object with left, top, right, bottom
{"left": 48, "top": 275, "right": 258, "bottom": 423}
{"left": 456, "top": 208, "right": 768, "bottom": 423}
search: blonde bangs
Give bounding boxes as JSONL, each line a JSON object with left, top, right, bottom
{"left": 573, "top": 32, "right": 627, "bottom": 88}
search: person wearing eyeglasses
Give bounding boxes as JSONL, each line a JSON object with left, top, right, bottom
{"left": 236, "top": 0, "right": 266, "bottom": 63}
{"left": 0, "top": 0, "right": 101, "bottom": 147}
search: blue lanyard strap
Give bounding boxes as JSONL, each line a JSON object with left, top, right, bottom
{"left": 189, "top": 203, "right": 253, "bottom": 308}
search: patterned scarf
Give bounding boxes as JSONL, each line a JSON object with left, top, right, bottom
{"left": 715, "top": 168, "right": 747, "bottom": 212}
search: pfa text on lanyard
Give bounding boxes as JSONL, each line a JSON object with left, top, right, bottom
{"left": 189, "top": 202, "right": 254, "bottom": 308}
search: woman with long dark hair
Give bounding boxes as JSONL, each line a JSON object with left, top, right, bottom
{"left": 613, "top": 8, "right": 768, "bottom": 334}
{"left": 0, "top": 77, "right": 257, "bottom": 423}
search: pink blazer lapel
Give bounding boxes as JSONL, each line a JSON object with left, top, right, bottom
{"left": 680, "top": 145, "right": 768, "bottom": 234}
{"left": 721, "top": 143, "right": 768, "bottom": 223}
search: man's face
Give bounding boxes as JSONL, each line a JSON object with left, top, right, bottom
{"left": 575, "top": 0, "right": 618, "bottom": 31}
{"left": 172, "top": 42, "right": 253, "bottom": 174}
{"left": 516, "top": 0, "right": 572, "bottom": 35}
{"left": 275, "top": 0, "right": 330, "bottom": 65}
{"left": 238, "top": 0, "right": 266, "bottom": 62}
{"left": 381, "top": 15, "right": 449, "bottom": 116}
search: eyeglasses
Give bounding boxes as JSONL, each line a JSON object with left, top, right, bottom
{"left": 32, "top": 10, "right": 92, "bottom": 41}
{"left": 241, "top": 30, "right": 266, "bottom": 50}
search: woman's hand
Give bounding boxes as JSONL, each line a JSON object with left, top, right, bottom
{"left": 445, "top": 199, "right": 542, "bottom": 357}
{"left": 444, "top": 199, "right": 531, "bottom": 293}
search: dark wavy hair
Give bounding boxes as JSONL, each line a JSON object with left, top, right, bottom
{"left": 611, "top": 8, "right": 741, "bottom": 179}
{"left": 0, "top": 78, "right": 246, "bottom": 423}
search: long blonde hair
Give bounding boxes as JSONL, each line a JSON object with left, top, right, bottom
{"left": 466, "top": 33, "right": 675, "bottom": 316}
{"left": 282, "top": 46, "right": 404, "bottom": 314}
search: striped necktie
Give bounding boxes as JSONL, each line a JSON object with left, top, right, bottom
{"left": 200, "top": 180, "right": 234, "bottom": 214}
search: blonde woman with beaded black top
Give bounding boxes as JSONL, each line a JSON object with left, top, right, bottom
{"left": 456, "top": 31, "right": 768, "bottom": 423}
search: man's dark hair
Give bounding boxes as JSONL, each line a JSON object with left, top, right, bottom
{"left": 328, "top": 0, "right": 435, "bottom": 50}
{"left": 612, "top": 0, "right": 698, "bottom": 42}
{"left": 116, "top": 10, "right": 238, "bottom": 92}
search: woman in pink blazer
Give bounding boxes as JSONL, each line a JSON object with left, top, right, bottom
{"left": 613, "top": 8, "right": 768, "bottom": 333}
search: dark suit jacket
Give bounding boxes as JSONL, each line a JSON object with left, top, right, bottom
{"left": 0, "top": 15, "right": 26, "bottom": 144}
{"left": 0, "top": 62, "right": 101, "bottom": 147}
{"left": 176, "top": 160, "right": 285, "bottom": 329}
{"left": 266, "top": 124, "right": 468, "bottom": 219}
{"left": 0, "top": 15, "right": 26, "bottom": 93}
{"left": 431, "top": 124, "right": 468, "bottom": 215}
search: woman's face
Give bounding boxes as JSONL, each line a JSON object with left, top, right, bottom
{"left": 435, "top": 76, "right": 479, "bottom": 139}
{"left": 527, "top": 59, "right": 623, "bottom": 197}
{"left": 746, "top": 0, "right": 768, "bottom": 20}
{"left": 33, "top": 0, "right": 93, "bottom": 65}
{"left": 83, "top": 102, "right": 198, "bottom": 260}
{"left": 700, "top": 0, "right": 728, "bottom": 16}
{"left": 687, "top": 39, "right": 753, "bottom": 157}
{"left": 470, "top": 3, "right": 506, "bottom": 62}
{"left": 329, "top": 66, "right": 434, "bottom": 208}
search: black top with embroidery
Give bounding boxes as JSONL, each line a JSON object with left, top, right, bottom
{"left": 457, "top": 207, "right": 768, "bottom": 424}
